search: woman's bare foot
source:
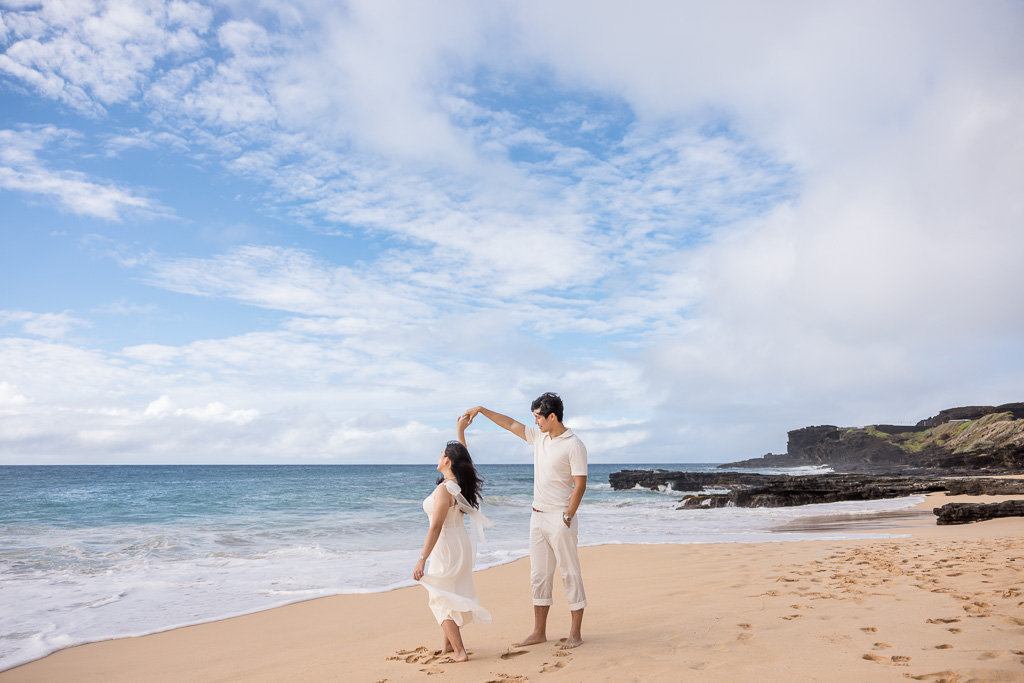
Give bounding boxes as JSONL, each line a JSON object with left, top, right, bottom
{"left": 439, "top": 620, "right": 466, "bottom": 661}
{"left": 512, "top": 632, "right": 546, "bottom": 648}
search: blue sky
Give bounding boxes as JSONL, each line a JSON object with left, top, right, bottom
{"left": 2, "top": 1, "right": 1023, "bottom": 464}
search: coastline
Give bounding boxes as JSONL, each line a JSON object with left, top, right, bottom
{"left": 3, "top": 491, "right": 1023, "bottom": 682}
{"left": 0, "top": 462, "right": 937, "bottom": 672}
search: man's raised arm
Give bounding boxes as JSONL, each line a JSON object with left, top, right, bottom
{"left": 464, "top": 406, "right": 527, "bottom": 441}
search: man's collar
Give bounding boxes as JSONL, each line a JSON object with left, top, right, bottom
{"left": 547, "top": 427, "right": 573, "bottom": 440}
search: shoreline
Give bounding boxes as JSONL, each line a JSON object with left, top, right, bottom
{"left": 0, "top": 488, "right": 934, "bottom": 674}
{"left": 4, "top": 491, "right": 1024, "bottom": 682}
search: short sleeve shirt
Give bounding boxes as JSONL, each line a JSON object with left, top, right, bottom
{"left": 525, "top": 426, "right": 588, "bottom": 512}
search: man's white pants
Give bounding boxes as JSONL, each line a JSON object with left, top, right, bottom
{"left": 529, "top": 510, "right": 587, "bottom": 611}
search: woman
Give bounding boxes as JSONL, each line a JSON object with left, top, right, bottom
{"left": 413, "top": 415, "right": 493, "bottom": 662}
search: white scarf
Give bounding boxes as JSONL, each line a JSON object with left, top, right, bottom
{"left": 442, "top": 479, "right": 494, "bottom": 564}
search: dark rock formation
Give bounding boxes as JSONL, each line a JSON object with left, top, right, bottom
{"left": 943, "top": 479, "right": 1024, "bottom": 496}
{"left": 786, "top": 425, "right": 841, "bottom": 462}
{"left": 676, "top": 474, "right": 949, "bottom": 509}
{"left": 933, "top": 500, "right": 1024, "bottom": 525}
{"left": 609, "top": 469, "right": 776, "bottom": 492}
{"left": 719, "top": 402, "right": 1024, "bottom": 471}
{"left": 610, "top": 469, "right": 1024, "bottom": 512}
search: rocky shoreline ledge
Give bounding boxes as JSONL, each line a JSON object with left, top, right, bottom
{"left": 608, "top": 401, "right": 1024, "bottom": 523}
{"left": 608, "top": 470, "right": 1024, "bottom": 523}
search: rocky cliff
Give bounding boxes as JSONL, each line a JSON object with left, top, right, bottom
{"left": 720, "top": 403, "right": 1024, "bottom": 471}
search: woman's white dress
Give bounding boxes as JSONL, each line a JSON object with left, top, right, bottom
{"left": 420, "top": 480, "right": 493, "bottom": 626}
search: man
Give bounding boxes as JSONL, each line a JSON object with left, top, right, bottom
{"left": 463, "top": 392, "right": 587, "bottom": 650}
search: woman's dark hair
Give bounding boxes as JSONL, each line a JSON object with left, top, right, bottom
{"left": 438, "top": 440, "right": 483, "bottom": 508}
{"left": 531, "top": 392, "right": 564, "bottom": 423}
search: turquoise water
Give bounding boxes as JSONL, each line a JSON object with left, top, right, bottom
{"left": 0, "top": 464, "right": 920, "bottom": 671}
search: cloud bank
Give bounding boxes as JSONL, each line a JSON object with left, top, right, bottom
{"left": 1, "top": 0, "right": 1022, "bottom": 463}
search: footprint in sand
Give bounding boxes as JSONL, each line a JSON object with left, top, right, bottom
{"left": 780, "top": 614, "right": 803, "bottom": 620}
{"left": 860, "top": 627, "right": 878, "bottom": 633}
{"left": 925, "top": 618, "right": 960, "bottom": 624}
{"left": 485, "top": 675, "right": 528, "bottom": 683}
{"left": 904, "top": 670, "right": 962, "bottom": 682}
{"left": 540, "top": 660, "right": 568, "bottom": 673}
{"left": 501, "top": 649, "right": 529, "bottom": 660}
{"left": 420, "top": 667, "right": 445, "bottom": 675}
{"left": 934, "top": 644, "right": 954, "bottom": 649}
{"left": 862, "top": 654, "right": 910, "bottom": 666}
{"left": 873, "top": 643, "right": 892, "bottom": 650}
{"left": 962, "top": 602, "right": 992, "bottom": 617}
{"left": 387, "top": 646, "right": 432, "bottom": 664}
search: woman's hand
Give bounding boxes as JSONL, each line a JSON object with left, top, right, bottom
{"left": 413, "top": 557, "right": 426, "bottom": 581}
{"left": 457, "top": 413, "right": 472, "bottom": 430}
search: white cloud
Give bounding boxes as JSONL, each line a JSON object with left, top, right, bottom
{"left": 145, "top": 395, "right": 258, "bottom": 424}
{"left": 0, "top": 381, "right": 30, "bottom": 407}
{"left": 0, "top": 0, "right": 213, "bottom": 114}
{"left": 122, "top": 343, "right": 182, "bottom": 365}
{"left": 0, "top": 126, "right": 167, "bottom": 219}
{"left": 93, "top": 299, "right": 160, "bottom": 316}
{"left": 145, "top": 245, "right": 430, "bottom": 321}
{"left": 0, "top": 309, "right": 92, "bottom": 338}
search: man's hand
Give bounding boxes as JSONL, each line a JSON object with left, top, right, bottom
{"left": 463, "top": 406, "right": 527, "bottom": 441}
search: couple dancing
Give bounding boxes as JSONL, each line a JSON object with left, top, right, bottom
{"left": 412, "top": 392, "right": 588, "bottom": 662}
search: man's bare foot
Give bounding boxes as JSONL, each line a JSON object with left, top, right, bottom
{"left": 559, "top": 635, "right": 583, "bottom": 650}
{"left": 512, "top": 632, "right": 546, "bottom": 648}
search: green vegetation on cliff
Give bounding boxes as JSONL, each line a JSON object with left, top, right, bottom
{"left": 853, "top": 412, "right": 1023, "bottom": 456}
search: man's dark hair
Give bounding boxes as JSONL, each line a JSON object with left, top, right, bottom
{"left": 531, "top": 392, "right": 564, "bottom": 423}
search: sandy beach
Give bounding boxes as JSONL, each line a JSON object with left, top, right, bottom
{"left": 3, "top": 491, "right": 1023, "bottom": 683}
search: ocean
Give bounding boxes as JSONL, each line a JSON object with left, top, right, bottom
{"left": 0, "top": 463, "right": 924, "bottom": 672}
